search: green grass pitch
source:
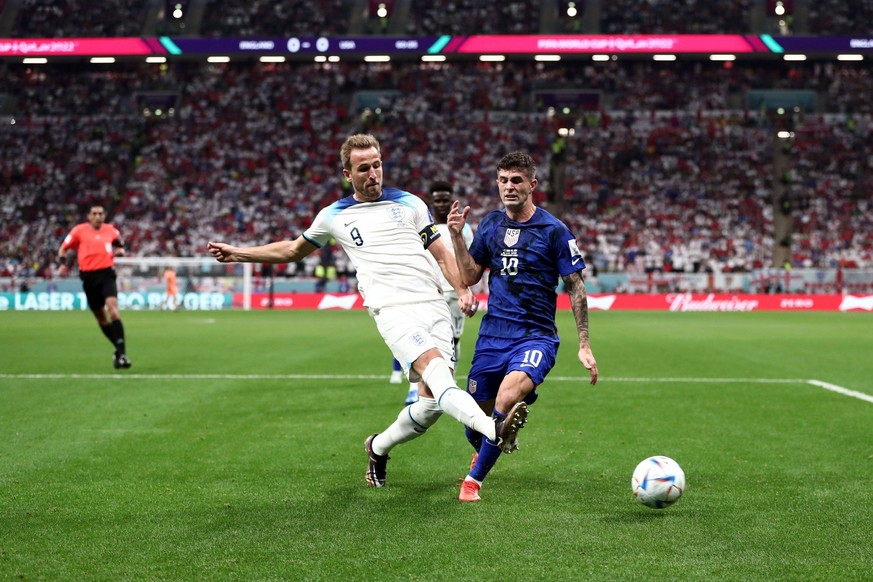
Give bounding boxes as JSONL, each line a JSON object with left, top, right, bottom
{"left": 1, "top": 309, "right": 872, "bottom": 580}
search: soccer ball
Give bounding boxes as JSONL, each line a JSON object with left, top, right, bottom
{"left": 631, "top": 456, "right": 685, "bottom": 509}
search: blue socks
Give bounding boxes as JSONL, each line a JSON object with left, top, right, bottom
{"left": 465, "top": 426, "right": 483, "bottom": 452}
{"left": 469, "top": 410, "right": 506, "bottom": 482}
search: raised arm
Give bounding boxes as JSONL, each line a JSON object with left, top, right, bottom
{"left": 562, "top": 270, "right": 599, "bottom": 385}
{"left": 208, "top": 236, "right": 318, "bottom": 264}
{"left": 447, "top": 201, "right": 485, "bottom": 286}
{"left": 428, "top": 237, "right": 478, "bottom": 317}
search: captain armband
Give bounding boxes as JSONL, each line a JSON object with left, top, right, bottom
{"left": 419, "top": 224, "right": 440, "bottom": 248}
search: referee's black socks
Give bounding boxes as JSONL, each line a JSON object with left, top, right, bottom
{"left": 100, "top": 323, "right": 115, "bottom": 346}
{"left": 110, "top": 319, "right": 127, "bottom": 355}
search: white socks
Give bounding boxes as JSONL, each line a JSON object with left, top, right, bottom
{"left": 373, "top": 357, "right": 497, "bottom": 455}
{"left": 421, "top": 358, "right": 496, "bottom": 441}
{"left": 373, "top": 397, "right": 442, "bottom": 455}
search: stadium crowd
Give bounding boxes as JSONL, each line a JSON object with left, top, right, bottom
{"left": 1, "top": 3, "right": 871, "bottom": 284}
{"left": 11, "top": 0, "right": 873, "bottom": 38}
{"left": 806, "top": 0, "right": 873, "bottom": 35}
{"left": 599, "top": 0, "right": 755, "bottom": 34}
{"left": 405, "top": 0, "right": 540, "bottom": 35}
{"left": 13, "top": 0, "right": 147, "bottom": 37}
{"left": 200, "top": 0, "right": 353, "bottom": 38}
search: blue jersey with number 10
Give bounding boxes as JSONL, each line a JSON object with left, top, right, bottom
{"left": 470, "top": 207, "right": 585, "bottom": 339}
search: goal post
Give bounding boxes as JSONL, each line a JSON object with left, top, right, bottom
{"left": 114, "top": 257, "right": 253, "bottom": 311}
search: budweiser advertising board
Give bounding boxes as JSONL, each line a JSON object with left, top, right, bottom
{"left": 237, "top": 293, "right": 873, "bottom": 312}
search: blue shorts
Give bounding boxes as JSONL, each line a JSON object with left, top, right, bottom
{"left": 465, "top": 335, "right": 559, "bottom": 402}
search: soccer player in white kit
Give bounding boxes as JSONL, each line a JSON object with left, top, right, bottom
{"left": 208, "top": 134, "right": 527, "bottom": 491}
{"left": 400, "top": 180, "right": 475, "bottom": 405}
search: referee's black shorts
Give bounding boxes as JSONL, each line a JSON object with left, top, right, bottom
{"left": 80, "top": 267, "right": 119, "bottom": 310}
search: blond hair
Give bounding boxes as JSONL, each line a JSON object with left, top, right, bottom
{"left": 340, "top": 134, "right": 381, "bottom": 170}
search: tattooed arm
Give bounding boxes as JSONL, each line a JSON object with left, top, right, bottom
{"left": 562, "top": 270, "right": 599, "bottom": 385}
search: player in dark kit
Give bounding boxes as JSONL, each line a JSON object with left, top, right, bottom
{"left": 58, "top": 205, "right": 132, "bottom": 369}
{"left": 448, "top": 151, "right": 598, "bottom": 502}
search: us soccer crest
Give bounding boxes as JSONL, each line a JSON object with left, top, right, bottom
{"left": 504, "top": 228, "right": 520, "bottom": 247}
{"left": 468, "top": 379, "right": 477, "bottom": 394}
{"left": 387, "top": 206, "right": 406, "bottom": 221}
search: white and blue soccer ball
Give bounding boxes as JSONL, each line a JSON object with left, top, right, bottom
{"left": 631, "top": 456, "right": 685, "bottom": 509}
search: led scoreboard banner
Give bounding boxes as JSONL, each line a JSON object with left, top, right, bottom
{"left": 1, "top": 35, "right": 873, "bottom": 57}
{"left": 450, "top": 34, "right": 766, "bottom": 53}
{"left": 163, "top": 34, "right": 767, "bottom": 55}
{"left": 0, "top": 37, "right": 160, "bottom": 56}
{"left": 165, "top": 36, "right": 446, "bottom": 55}
{"left": 764, "top": 35, "right": 873, "bottom": 53}
{"left": 0, "top": 36, "right": 448, "bottom": 57}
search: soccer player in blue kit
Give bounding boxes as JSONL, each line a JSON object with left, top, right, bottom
{"left": 448, "top": 151, "right": 599, "bottom": 502}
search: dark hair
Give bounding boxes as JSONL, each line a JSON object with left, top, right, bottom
{"left": 497, "top": 151, "right": 536, "bottom": 180}
{"left": 429, "top": 180, "right": 453, "bottom": 194}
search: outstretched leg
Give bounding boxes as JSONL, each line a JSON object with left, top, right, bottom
{"left": 365, "top": 397, "right": 442, "bottom": 488}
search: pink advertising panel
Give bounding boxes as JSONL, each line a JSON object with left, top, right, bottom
{"left": 454, "top": 34, "right": 761, "bottom": 54}
{"left": 0, "top": 38, "right": 157, "bottom": 56}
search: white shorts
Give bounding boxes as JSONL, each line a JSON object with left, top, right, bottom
{"left": 445, "top": 295, "right": 465, "bottom": 339}
{"left": 369, "top": 300, "right": 455, "bottom": 383}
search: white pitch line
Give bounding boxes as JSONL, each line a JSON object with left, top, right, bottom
{"left": 0, "top": 373, "right": 390, "bottom": 380}
{"left": 1, "top": 374, "right": 870, "bottom": 404}
{"left": 807, "top": 379, "right": 873, "bottom": 404}
{"left": 0, "top": 373, "right": 837, "bottom": 386}
{"left": 570, "top": 377, "right": 807, "bottom": 384}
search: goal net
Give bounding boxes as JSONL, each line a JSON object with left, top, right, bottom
{"left": 114, "top": 257, "right": 254, "bottom": 311}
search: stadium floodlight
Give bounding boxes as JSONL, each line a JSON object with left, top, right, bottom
{"left": 421, "top": 55, "right": 446, "bottom": 62}
{"left": 314, "top": 56, "right": 327, "bottom": 62}
{"left": 479, "top": 55, "right": 505, "bottom": 62}
{"left": 777, "top": 130, "right": 794, "bottom": 139}
{"left": 328, "top": 56, "right": 340, "bottom": 62}
{"left": 535, "top": 55, "right": 561, "bottom": 62}
{"left": 22, "top": 57, "right": 48, "bottom": 64}
{"left": 90, "top": 57, "right": 115, "bottom": 63}
{"left": 710, "top": 54, "right": 736, "bottom": 61}
{"left": 146, "top": 56, "right": 167, "bottom": 63}
{"left": 364, "top": 55, "right": 391, "bottom": 62}
{"left": 783, "top": 54, "right": 807, "bottom": 61}
{"left": 653, "top": 54, "right": 677, "bottom": 61}
{"left": 259, "top": 56, "right": 286, "bottom": 63}
{"left": 592, "top": 54, "right": 611, "bottom": 61}
{"left": 207, "top": 56, "right": 230, "bottom": 63}
{"left": 837, "top": 54, "right": 864, "bottom": 61}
